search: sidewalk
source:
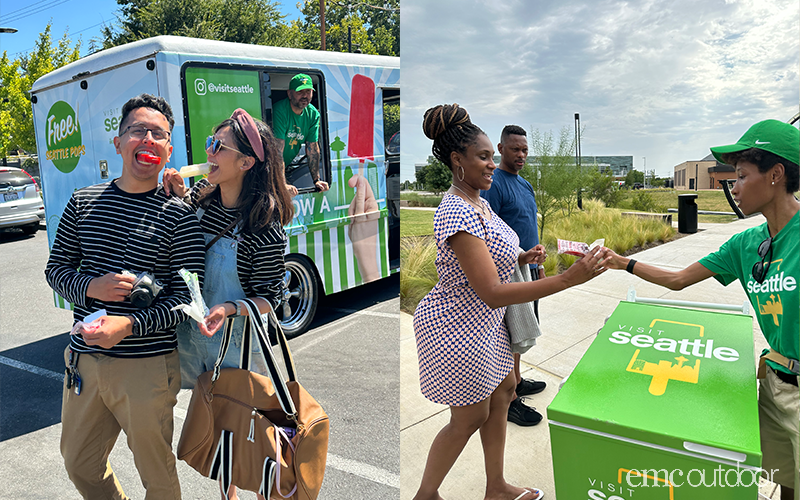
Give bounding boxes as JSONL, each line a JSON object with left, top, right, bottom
{"left": 400, "top": 215, "right": 782, "bottom": 499}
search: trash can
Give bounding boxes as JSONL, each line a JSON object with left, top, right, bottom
{"left": 548, "top": 301, "right": 761, "bottom": 500}
{"left": 678, "top": 193, "right": 698, "bottom": 233}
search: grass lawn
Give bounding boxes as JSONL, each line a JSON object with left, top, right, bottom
{"left": 617, "top": 188, "right": 736, "bottom": 212}
{"left": 400, "top": 208, "right": 437, "bottom": 237}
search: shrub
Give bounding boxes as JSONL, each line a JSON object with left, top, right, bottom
{"left": 400, "top": 237, "right": 438, "bottom": 313}
{"left": 631, "top": 191, "right": 665, "bottom": 213}
{"left": 399, "top": 203, "right": 676, "bottom": 313}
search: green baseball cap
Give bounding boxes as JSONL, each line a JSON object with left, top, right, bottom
{"left": 290, "top": 74, "right": 314, "bottom": 92}
{"left": 710, "top": 119, "right": 799, "bottom": 166}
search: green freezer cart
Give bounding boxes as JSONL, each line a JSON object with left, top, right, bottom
{"left": 548, "top": 301, "right": 761, "bottom": 500}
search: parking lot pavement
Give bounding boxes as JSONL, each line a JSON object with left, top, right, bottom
{"left": 0, "top": 228, "right": 400, "bottom": 499}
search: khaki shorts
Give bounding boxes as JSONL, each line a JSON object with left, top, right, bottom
{"left": 759, "top": 367, "right": 799, "bottom": 496}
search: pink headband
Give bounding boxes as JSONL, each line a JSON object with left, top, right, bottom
{"left": 230, "top": 108, "right": 264, "bottom": 162}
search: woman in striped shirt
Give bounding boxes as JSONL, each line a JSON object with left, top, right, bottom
{"left": 163, "top": 109, "right": 293, "bottom": 500}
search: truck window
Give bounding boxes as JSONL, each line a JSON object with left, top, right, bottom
{"left": 263, "top": 71, "right": 330, "bottom": 194}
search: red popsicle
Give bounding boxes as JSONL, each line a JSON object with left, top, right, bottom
{"left": 347, "top": 74, "right": 375, "bottom": 167}
{"left": 138, "top": 152, "right": 161, "bottom": 165}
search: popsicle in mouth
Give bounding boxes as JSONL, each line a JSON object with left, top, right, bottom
{"left": 137, "top": 152, "right": 161, "bottom": 165}
{"left": 179, "top": 163, "right": 212, "bottom": 178}
{"left": 347, "top": 74, "right": 375, "bottom": 178}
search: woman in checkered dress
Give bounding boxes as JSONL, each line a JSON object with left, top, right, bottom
{"left": 411, "top": 104, "right": 607, "bottom": 500}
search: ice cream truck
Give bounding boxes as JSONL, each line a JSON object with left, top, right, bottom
{"left": 30, "top": 36, "right": 400, "bottom": 336}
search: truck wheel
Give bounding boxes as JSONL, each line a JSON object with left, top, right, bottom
{"left": 279, "top": 255, "right": 319, "bottom": 338}
{"left": 21, "top": 223, "right": 38, "bottom": 235}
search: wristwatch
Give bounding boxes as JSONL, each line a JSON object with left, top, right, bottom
{"left": 225, "top": 300, "right": 242, "bottom": 317}
{"left": 130, "top": 317, "right": 144, "bottom": 337}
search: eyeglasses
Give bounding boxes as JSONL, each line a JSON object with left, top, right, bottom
{"left": 206, "top": 136, "right": 245, "bottom": 156}
{"left": 121, "top": 125, "right": 171, "bottom": 142}
{"left": 752, "top": 236, "right": 773, "bottom": 284}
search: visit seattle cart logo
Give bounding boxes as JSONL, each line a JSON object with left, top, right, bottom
{"left": 46, "top": 100, "right": 85, "bottom": 173}
{"left": 608, "top": 319, "right": 740, "bottom": 396}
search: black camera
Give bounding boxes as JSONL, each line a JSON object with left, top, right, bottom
{"left": 123, "top": 270, "right": 164, "bottom": 308}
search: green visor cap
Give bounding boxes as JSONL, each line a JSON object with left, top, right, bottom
{"left": 290, "top": 74, "right": 314, "bottom": 92}
{"left": 710, "top": 119, "right": 799, "bottom": 166}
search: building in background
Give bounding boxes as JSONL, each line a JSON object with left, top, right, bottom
{"left": 673, "top": 153, "right": 735, "bottom": 190}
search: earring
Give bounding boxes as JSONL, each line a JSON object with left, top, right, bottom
{"left": 772, "top": 181, "right": 775, "bottom": 185}
{"left": 457, "top": 165, "right": 465, "bottom": 182}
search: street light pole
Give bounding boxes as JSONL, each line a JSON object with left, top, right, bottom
{"left": 574, "top": 112, "right": 582, "bottom": 209}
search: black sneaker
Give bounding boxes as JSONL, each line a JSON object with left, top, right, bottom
{"left": 507, "top": 398, "right": 543, "bottom": 426}
{"left": 516, "top": 378, "right": 546, "bottom": 397}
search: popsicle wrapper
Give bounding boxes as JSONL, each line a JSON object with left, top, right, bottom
{"left": 70, "top": 309, "right": 107, "bottom": 337}
{"left": 172, "top": 268, "right": 209, "bottom": 324}
{"left": 557, "top": 238, "right": 605, "bottom": 257}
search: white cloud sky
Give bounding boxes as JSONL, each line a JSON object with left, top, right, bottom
{"left": 400, "top": 0, "right": 799, "bottom": 181}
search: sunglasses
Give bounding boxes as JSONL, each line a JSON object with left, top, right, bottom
{"left": 752, "top": 236, "right": 773, "bottom": 284}
{"left": 206, "top": 136, "right": 244, "bottom": 156}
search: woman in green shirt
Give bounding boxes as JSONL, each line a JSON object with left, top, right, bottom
{"left": 603, "top": 119, "right": 799, "bottom": 500}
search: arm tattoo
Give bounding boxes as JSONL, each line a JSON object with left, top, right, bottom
{"left": 308, "top": 142, "right": 321, "bottom": 181}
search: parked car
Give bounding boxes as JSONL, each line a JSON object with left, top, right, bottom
{"left": 632, "top": 182, "right": 644, "bottom": 190}
{"left": 0, "top": 167, "right": 45, "bottom": 234}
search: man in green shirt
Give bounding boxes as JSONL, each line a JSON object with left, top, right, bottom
{"left": 273, "top": 73, "right": 329, "bottom": 195}
{"left": 604, "top": 119, "right": 799, "bottom": 499}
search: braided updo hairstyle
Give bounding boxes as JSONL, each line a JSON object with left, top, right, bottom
{"left": 422, "top": 104, "right": 486, "bottom": 169}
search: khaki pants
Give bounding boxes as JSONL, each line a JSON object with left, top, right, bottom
{"left": 759, "top": 367, "right": 799, "bottom": 499}
{"left": 61, "top": 348, "right": 182, "bottom": 500}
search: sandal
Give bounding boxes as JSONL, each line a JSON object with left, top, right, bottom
{"left": 513, "top": 489, "right": 544, "bottom": 500}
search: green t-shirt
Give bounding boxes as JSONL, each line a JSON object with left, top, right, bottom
{"left": 272, "top": 98, "right": 320, "bottom": 167}
{"left": 699, "top": 210, "right": 799, "bottom": 374}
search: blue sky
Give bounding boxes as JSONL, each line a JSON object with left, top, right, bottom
{"left": 400, "top": 0, "right": 799, "bottom": 182}
{"left": 0, "top": 0, "right": 301, "bottom": 58}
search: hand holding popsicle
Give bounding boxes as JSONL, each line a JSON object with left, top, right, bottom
{"left": 561, "top": 246, "right": 608, "bottom": 287}
{"left": 162, "top": 168, "right": 186, "bottom": 197}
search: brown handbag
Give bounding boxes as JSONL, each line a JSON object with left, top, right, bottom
{"left": 177, "top": 298, "right": 329, "bottom": 499}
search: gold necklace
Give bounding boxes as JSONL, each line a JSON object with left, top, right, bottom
{"left": 451, "top": 184, "right": 486, "bottom": 215}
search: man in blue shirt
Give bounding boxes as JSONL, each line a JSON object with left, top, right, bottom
{"left": 481, "top": 125, "right": 546, "bottom": 426}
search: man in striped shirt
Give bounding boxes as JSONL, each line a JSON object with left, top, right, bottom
{"left": 45, "top": 94, "right": 205, "bottom": 499}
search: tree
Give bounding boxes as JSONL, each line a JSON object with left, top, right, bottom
{"left": 416, "top": 159, "right": 451, "bottom": 194}
{"left": 414, "top": 164, "right": 427, "bottom": 190}
{"left": 99, "top": 0, "right": 292, "bottom": 49}
{"left": 290, "top": 0, "right": 399, "bottom": 56}
{"left": 0, "top": 23, "right": 80, "bottom": 157}
{"left": 624, "top": 169, "right": 644, "bottom": 187}
{"left": 521, "top": 127, "right": 583, "bottom": 239}
{"left": 383, "top": 101, "right": 398, "bottom": 139}
{"left": 585, "top": 168, "right": 623, "bottom": 207}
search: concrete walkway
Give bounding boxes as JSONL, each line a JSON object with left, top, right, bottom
{"left": 400, "top": 215, "right": 783, "bottom": 499}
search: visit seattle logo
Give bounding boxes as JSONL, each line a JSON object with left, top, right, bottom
{"left": 46, "top": 101, "right": 85, "bottom": 173}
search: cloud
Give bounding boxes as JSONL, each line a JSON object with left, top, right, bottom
{"left": 401, "top": 0, "right": 799, "bottom": 180}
